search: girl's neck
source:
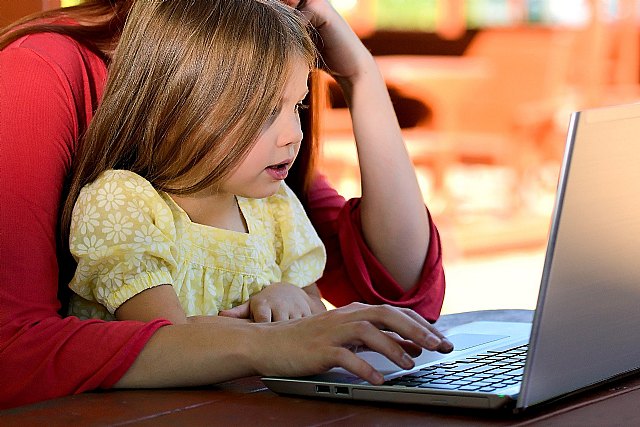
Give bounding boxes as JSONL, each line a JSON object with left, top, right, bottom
{"left": 169, "top": 192, "right": 248, "bottom": 233}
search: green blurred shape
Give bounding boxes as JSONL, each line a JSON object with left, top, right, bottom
{"left": 375, "top": 0, "right": 438, "bottom": 31}
{"left": 61, "top": 0, "right": 83, "bottom": 7}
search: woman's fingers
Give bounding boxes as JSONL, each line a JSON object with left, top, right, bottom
{"left": 328, "top": 347, "right": 385, "bottom": 385}
{"left": 339, "top": 321, "right": 416, "bottom": 371}
{"left": 394, "top": 307, "right": 454, "bottom": 353}
{"left": 335, "top": 304, "right": 452, "bottom": 353}
{"left": 382, "top": 331, "right": 424, "bottom": 358}
{"left": 253, "top": 304, "right": 452, "bottom": 384}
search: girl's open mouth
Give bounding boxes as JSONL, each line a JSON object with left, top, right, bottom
{"left": 266, "top": 161, "right": 290, "bottom": 180}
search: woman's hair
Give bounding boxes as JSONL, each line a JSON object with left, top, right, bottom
{"left": 59, "top": 0, "right": 318, "bottom": 241}
{"left": 0, "top": 0, "right": 135, "bottom": 59}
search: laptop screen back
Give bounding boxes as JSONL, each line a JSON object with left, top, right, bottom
{"left": 519, "top": 103, "right": 640, "bottom": 408}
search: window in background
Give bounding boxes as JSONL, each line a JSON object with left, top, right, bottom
{"left": 330, "top": 0, "right": 628, "bottom": 32}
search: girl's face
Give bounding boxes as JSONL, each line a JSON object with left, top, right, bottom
{"left": 221, "top": 57, "right": 310, "bottom": 199}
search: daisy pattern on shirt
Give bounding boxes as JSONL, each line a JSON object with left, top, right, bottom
{"left": 285, "top": 256, "right": 325, "bottom": 285}
{"left": 124, "top": 175, "right": 149, "bottom": 195}
{"left": 75, "top": 202, "right": 101, "bottom": 235}
{"left": 98, "top": 261, "right": 125, "bottom": 290}
{"left": 126, "top": 197, "right": 151, "bottom": 222}
{"left": 284, "top": 226, "right": 306, "bottom": 257}
{"left": 133, "top": 224, "right": 166, "bottom": 250}
{"left": 68, "top": 171, "right": 326, "bottom": 320}
{"left": 74, "top": 235, "right": 107, "bottom": 261}
{"left": 95, "top": 180, "right": 126, "bottom": 212}
{"left": 101, "top": 211, "right": 134, "bottom": 244}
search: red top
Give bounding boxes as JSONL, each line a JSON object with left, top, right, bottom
{"left": 0, "top": 32, "right": 444, "bottom": 409}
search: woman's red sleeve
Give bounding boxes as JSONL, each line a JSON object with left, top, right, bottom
{"left": 0, "top": 34, "right": 169, "bottom": 409}
{"left": 307, "top": 175, "right": 445, "bottom": 322}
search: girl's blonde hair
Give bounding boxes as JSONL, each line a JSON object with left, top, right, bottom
{"left": 61, "top": 0, "right": 317, "bottom": 241}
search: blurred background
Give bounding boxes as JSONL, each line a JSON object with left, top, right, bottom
{"left": 318, "top": 0, "right": 640, "bottom": 315}
{"left": 3, "top": 0, "right": 640, "bottom": 314}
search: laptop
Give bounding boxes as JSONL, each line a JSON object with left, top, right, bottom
{"left": 262, "top": 102, "right": 640, "bottom": 411}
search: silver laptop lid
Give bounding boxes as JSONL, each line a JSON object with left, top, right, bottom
{"left": 519, "top": 103, "right": 640, "bottom": 408}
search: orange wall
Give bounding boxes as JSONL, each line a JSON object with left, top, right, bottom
{"left": 0, "top": 0, "right": 60, "bottom": 27}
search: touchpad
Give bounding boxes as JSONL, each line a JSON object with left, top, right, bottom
{"left": 447, "top": 333, "right": 509, "bottom": 351}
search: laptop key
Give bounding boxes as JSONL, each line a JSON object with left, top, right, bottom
{"left": 428, "top": 379, "right": 455, "bottom": 384}
{"left": 458, "top": 385, "right": 481, "bottom": 391}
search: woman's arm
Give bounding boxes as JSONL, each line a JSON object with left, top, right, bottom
{"left": 296, "top": 0, "right": 431, "bottom": 290}
{"left": 308, "top": 175, "right": 445, "bottom": 322}
{"left": 116, "top": 302, "right": 452, "bottom": 389}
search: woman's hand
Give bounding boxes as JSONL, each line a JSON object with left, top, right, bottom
{"left": 250, "top": 302, "right": 454, "bottom": 384}
{"left": 218, "top": 283, "right": 326, "bottom": 322}
{"left": 117, "top": 302, "right": 452, "bottom": 389}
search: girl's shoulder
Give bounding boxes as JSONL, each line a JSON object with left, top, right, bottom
{"left": 73, "top": 170, "right": 175, "bottom": 235}
{"left": 83, "top": 169, "right": 153, "bottom": 192}
{"left": 79, "top": 170, "right": 164, "bottom": 207}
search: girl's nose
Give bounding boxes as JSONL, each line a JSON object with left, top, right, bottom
{"left": 277, "top": 116, "right": 303, "bottom": 147}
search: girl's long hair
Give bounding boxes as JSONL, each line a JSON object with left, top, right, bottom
{"left": 57, "top": 0, "right": 319, "bottom": 243}
{"left": 1, "top": 0, "right": 322, "bottom": 215}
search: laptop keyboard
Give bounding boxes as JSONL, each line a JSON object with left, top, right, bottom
{"left": 384, "top": 344, "right": 528, "bottom": 393}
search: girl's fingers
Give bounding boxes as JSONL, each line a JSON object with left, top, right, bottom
{"left": 272, "top": 308, "right": 288, "bottom": 322}
{"left": 252, "top": 304, "right": 273, "bottom": 323}
{"left": 218, "top": 301, "right": 250, "bottom": 319}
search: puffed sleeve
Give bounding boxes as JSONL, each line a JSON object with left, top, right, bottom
{"left": 271, "top": 183, "right": 326, "bottom": 288}
{"left": 68, "top": 170, "right": 178, "bottom": 314}
{"left": 306, "top": 174, "right": 445, "bottom": 322}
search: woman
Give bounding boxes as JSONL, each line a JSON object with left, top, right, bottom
{"left": 0, "top": 0, "right": 449, "bottom": 409}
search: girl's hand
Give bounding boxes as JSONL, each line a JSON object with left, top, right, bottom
{"left": 251, "top": 302, "right": 454, "bottom": 384}
{"left": 218, "top": 283, "right": 326, "bottom": 322}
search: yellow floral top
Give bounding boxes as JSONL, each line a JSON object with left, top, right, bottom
{"left": 68, "top": 170, "right": 326, "bottom": 320}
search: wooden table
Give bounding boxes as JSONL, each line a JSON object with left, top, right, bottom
{"left": 3, "top": 374, "right": 640, "bottom": 426}
{"left": 4, "top": 311, "right": 640, "bottom": 426}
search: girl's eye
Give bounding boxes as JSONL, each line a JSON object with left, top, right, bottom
{"left": 294, "top": 102, "right": 309, "bottom": 114}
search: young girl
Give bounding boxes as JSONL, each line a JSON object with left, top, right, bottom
{"left": 62, "top": 0, "right": 327, "bottom": 324}
{"left": 1, "top": 0, "right": 450, "bottom": 408}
